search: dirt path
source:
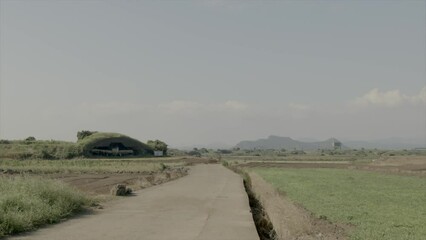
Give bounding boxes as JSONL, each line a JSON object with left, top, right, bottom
{"left": 9, "top": 164, "right": 259, "bottom": 240}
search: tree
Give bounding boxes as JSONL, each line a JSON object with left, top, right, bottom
{"left": 147, "top": 140, "right": 168, "bottom": 154}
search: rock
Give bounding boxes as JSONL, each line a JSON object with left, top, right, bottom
{"left": 110, "top": 184, "right": 132, "bottom": 196}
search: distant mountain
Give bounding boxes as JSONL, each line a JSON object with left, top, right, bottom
{"left": 235, "top": 135, "right": 343, "bottom": 150}
{"left": 295, "top": 137, "right": 321, "bottom": 143}
{"left": 175, "top": 142, "right": 233, "bottom": 151}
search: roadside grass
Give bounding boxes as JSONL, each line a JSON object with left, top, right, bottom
{"left": 253, "top": 168, "right": 426, "bottom": 240}
{"left": 0, "top": 176, "right": 92, "bottom": 237}
{"left": 0, "top": 159, "right": 168, "bottom": 174}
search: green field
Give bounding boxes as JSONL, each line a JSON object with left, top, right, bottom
{"left": 253, "top": 168, "right": 426, "bottom": 240}
{"left": 0, "top": 140, "right": 80, "bottom": 160}
{"left": 0, "top": 176, "right": 92, "bottom": 237}
{"left": 0, "top": 159, "right": 168, "bottom": 174}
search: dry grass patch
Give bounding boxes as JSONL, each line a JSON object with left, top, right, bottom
{"left": 0, "top": 176, "right": 92, "bottom": 237}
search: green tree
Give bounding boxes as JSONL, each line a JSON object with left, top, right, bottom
{"left": 147, "top": 140, "right": 168, "bottom": 154}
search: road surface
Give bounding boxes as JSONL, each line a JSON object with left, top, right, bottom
{"left": 10, "top": 164, "right": 259, "bottom": 240}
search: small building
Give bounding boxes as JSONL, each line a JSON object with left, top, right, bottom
{"left": 154, "top": 151, "right": 164, "bottom": 157}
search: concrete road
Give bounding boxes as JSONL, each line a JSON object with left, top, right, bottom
{"left": 10, "top": 164, "right": 259, "bottom": 240}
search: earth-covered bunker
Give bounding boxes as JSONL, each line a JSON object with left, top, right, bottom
{"left": 78, "top": 132, "right": 153, "bottom": 157}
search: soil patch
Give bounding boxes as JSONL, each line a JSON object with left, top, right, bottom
{"left": 0, "top": 167, "right": 189, "bottom": 195}
{"left": 48, "top": 167, "right": 188, "bottom": 195}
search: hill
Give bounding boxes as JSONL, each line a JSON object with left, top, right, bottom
{"left": 235, "top": 135, "right": 343, "bottom": 150}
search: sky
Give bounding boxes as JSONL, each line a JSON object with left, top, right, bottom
{"left": 0, "top": 0, "right": 425, "bottom": 148}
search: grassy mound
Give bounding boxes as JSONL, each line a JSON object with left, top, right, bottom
{"left": 77, "top": 132, "right": 153, "bottom": 156}
{"left": 0, "top": 176, "right": 91, "bottom": 237}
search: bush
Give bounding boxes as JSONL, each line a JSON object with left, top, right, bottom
{"left": 217, "top": 149, "right": 232, "bottom": 154}
{"left": 290, "top": 150, "right": 306, "bottom": 155}
{"left": 77, "top": 131, "right": 97, "bottom": 141}
{"left": 25, "top": 137, "right": 36, "bottom": 142}
{"left": 188, "top": 150, "right": 201, "bottom": 157}
{"left": 0, "top": 140, "right": 10, "bottom": 144}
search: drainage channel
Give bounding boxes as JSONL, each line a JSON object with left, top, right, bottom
{"left": 225, "top": 164, "right": 278, "bottom": 240}
{"left": 243, "top": 178, "right": 278, "bottom": 240}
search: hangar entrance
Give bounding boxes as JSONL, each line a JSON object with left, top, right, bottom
{"left": 91, "top": 142, "right": 135, "bottom": 156}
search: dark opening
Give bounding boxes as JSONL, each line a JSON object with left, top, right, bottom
{"left": 91, "top": 142, "right": 135, "bottom": 156}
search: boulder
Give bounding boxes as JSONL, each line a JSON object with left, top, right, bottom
{"left": 110, "top": 184, "right": 132, "bottom": 196}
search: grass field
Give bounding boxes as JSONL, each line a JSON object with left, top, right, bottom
{"left": 0, "top": 176, "right": 92, "bottom": 237}
{"left": 0, "top": 159, "right": 168, "bottom": 174}
{"left": 0, "top": 140, "right": 80, "bottom": 160}
{"left": 253, "top": 168, "right": 426, "bottom": 240}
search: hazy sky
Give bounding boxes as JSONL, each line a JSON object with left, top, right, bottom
{"left": 1, "top": 0, "right": 425, "bottom": 147}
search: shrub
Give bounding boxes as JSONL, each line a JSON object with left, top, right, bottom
{"left": 217, "top": 149, "right": 232, "bottom": 154}
{"left": 76, "top": 131, "right": 97, "bottom": 141}
{"left": 188, "top": 150, "right": 201, "bottom": 157}
{"left": 24, "top": 137, "right": 36, "bottom": 142}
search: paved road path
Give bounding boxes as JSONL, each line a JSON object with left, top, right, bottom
{"left": 11, "top": 164, "right": 259, "bottom": 240}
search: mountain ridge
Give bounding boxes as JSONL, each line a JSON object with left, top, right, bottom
{"left": 235, "top": 135, "right": 343, "bottom": 150}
